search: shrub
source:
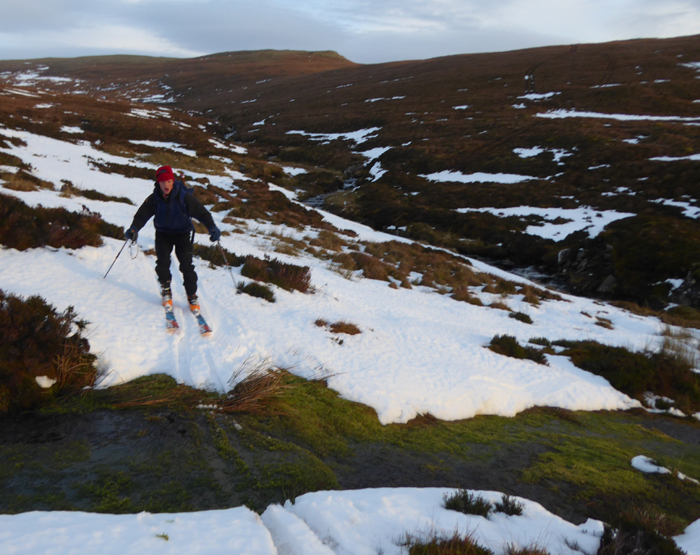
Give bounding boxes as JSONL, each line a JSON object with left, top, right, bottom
{"left": 597, "top": 521, "right": 684, "bottom": 555}
{"left": 443, "top": 489, "right": 492, "bottom": 517}
{"left": 0, "top": 290, "right": 96, "bottom": 412}
{"left": 193, "top": 243, "right": 246, "bottom": 268}
{"left": 241, "top": 255, "right": 311, "bottom": 293}
{"left": 494, "top": 494, "right": 524, "bottom": 516}
{"left": 0, "top": 193, "right": 109, "bottom": 250}
{"left": 509, "top": 312, "right": 533, "bottom": 324}
{"left": 236, "top": 281, "right": 275, "bottom": 303}
{"left": 528, "top": 337, "right": 551, "bottom": 347}
{"left": 489, "top": 335, "right": 548, "bottom": 365}
{"left": 556, "top": 340, "right": 700, "bottom": 413}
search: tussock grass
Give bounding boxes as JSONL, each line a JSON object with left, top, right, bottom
{"left": 220, "top": 362, "right": 289, "bottom": 414}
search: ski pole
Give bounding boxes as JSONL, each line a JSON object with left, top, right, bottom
{"left": 103, "top": 238, "right": 131, "bottom": 279}
{"left": 217, "top": 241, "right": 239, "bottom": 289}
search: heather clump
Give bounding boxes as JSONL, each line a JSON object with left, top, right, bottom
{"left": 0, "top": 290, "right": 97, "bottom": 412}
{"left": 241, "top": 255, "right": 311, "bottom": 293}
{"left": 0, "top": 193, "right": 116, "bottom": 250}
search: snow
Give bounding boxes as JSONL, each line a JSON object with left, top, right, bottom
{"left": 420, "top": 170, "right": 536, "bottom": 184}
{"left": 518, "top": 92, "right": 560, "bottom": 101}
{"left": 455, "top": 206, "right": 635, "bottom": 241}
{"left": 631, "top": 455, "right": 672, "bottom": 474}
{"left": 35, "top": 376, "right": 57, "bottom": 388}
{"left": 129, "top": 140, "right": 198, "bottom": 157}
{"left": 676, "top": 519, "right": 700, "bottom": 555}
{"left": 0, "top": 508, "right": 277, "bottom": 554}
{"left": 537, "top": 109, "right": 700, "bottom": 123}
{"left": 280, "top": 165, "right": 308, "bottom": 176}
{"left": 357, "top": 146, "right": 391, "bottom": 161}
{"left": 60, "top": 126, "right": 83, "bottom": 134}
{"left": 0, "top": 488, "right": 608, "bottom": 555}
{"left": 286, "top": 127, "right": 380, "bottom": 145}
{"left": 651, "top": 198, "right": 700, "bottom": 219}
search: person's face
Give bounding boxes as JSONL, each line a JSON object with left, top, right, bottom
{"left": 159, "top": 179, "right": 174, "bottom": 196}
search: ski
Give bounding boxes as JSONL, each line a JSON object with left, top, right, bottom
{"left": 165, "top": 310, "right": 180, "bottom": 333}
{"left": 192, "top": 310, "right": 212, "bottom": 335}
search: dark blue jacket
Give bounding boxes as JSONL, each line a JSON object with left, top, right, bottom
{"left": 130, "top": 180, "right": 215, "bottom": 235}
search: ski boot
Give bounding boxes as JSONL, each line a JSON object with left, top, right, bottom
{"left": 161, "top": 283, "right": 173, "bottom": 312}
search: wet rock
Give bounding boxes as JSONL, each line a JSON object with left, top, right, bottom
{"left": 597, "top": 275, "right": 618, "bottom": 294}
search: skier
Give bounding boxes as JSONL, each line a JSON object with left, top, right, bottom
{"left": 125, "top": 165, "right": 220, "bottom": 330}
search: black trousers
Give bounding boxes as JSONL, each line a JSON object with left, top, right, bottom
{"left": 155, "top": 231, "right": 197, "bottom": 298}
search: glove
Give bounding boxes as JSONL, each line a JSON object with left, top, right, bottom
{"left": 125, "top": 228, "right": 138, "bottom": 242}
{"left": 209, "top": 225, "right": 221, "bottom": 242}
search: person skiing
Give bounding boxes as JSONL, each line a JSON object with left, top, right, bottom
{"left": 125, "top": 165, "right": 221, "bottom": 323}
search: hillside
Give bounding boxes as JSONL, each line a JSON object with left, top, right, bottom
{"left": 1, "top": 40, "right": 700, "bottom": 554}
{"left": 4, "top": 38, "right": 699, "bottom": 309}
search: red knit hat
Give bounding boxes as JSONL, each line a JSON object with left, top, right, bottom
{"left": 155, "top": 165, "right": 175, "bottom": 183}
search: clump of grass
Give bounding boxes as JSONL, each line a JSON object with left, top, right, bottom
{"left": 494, "top": 494, "right": 524, "bottom": 516}
{"left": 0, "top": 290, "right": 97, "bottom": 413}
{"left": 503, "top": 544, "right": 550, "bottom": 555}
{"left": 488, "top": 335, "right": 548, "bottom": 365}
{"left": 443, "top": 489, "right": 492, "bottom": 517}
{"left": 220, "top": 362, "right": 288, "bottom": 414}
{"left": 509, "top": 312, "right": 533, "bottom": 324}
{"left": 237, "top": 281, "right": 276, "bottom": 303}
{"left": 241, "top": 255, "right": 311, "bottom": 293}
{"left": 400, "top": 530, "right": 494, "bottom": 555}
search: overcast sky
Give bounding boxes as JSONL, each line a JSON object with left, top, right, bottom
{"left": 1, "top": 0, "right": 699, "bottom": 64}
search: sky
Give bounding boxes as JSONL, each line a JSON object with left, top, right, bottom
{"left": 1, "top": 0, "right": 700, "bottom": 64}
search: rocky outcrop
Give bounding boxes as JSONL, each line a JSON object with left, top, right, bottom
{"left": 556, "top": 242, "right": 618, "bottom": 299}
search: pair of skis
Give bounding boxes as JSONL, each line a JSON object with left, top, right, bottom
{"left": 165, "top": 303, "right": 211, "bottom": 336}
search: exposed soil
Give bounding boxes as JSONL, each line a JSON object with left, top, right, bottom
{"left": 2, "top": 407, "right": 699, "bottom": 524}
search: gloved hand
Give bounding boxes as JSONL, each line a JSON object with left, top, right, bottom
{"left": 125, "top": 228, "right": 138, "bottom": 242}
{"left": 209, "top": 225, "right": 221, "bottom": 242}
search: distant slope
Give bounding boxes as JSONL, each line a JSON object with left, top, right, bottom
{"left": 2, "top": 39, "right": 699, "bottom": 308}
